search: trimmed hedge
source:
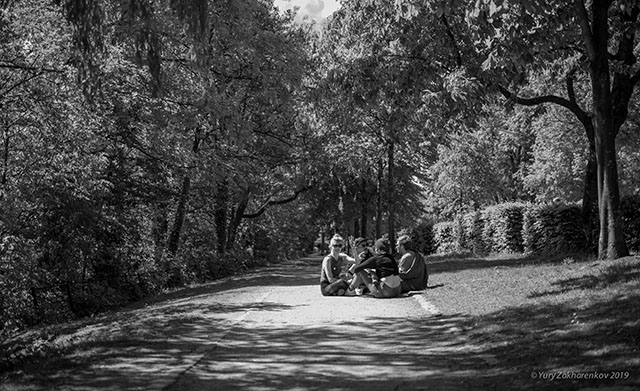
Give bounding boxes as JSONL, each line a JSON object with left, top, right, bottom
{"left": 433, "top": 222, "right": 458, "bottom": 254}
{"left": 409, "top": 220, "right": 436, "bottom": 255}
{"left": 522, "top": 203, "right": 587, "bottom": 255}
{"left": 457, "top": 211, "right": 485, "bottom": 254}
{"left": 423, "top": 195, "right": 639, "bottom": 257}
{"left": 621, "top": 194, "right": 640, "bottom": 252}
{"left": 481, "top": 203, "right": 526, "bottom": 254}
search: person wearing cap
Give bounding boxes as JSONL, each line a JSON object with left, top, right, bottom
{"left": 396, "top": 235, "right": 429, "bottom": 293}
{"left": 352, "top": 237, "right": 374, "bottom": 264}
{"left": 348, "top": 238, "right": 402, "bottom": 298}
{"left": 347, "top": 236, "right": 374, "bottom": 295}
{"left": 320, "top": 234, "right": 357, "bottom": 296}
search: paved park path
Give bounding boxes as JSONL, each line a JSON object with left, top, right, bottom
{"left": 5, "top": 256, "right": 499, "bottom": 391}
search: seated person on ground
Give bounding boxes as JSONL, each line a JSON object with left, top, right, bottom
{"left": 396, "top": 235, "right": 429, "bottom": 293}
{"left": 346, "top": 236, "right": 374, "bottom": 294}
{"left": 320, "top": 234, "right": 357, "bottom": 296}
{"left": 348, "top": 238, "right": 402, "bottom": 298}
{"left": 352, "top": 236, "right": 374, "bottom": 263}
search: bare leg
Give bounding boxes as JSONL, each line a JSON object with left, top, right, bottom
{"left": 349, "top": 270, "right": 374, "bottom": 291}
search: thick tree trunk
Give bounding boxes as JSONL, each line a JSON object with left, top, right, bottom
{"left": 581, "top": 126, "right": 598, "bottom": 254}
{"left": 594, "top": 132, "right": 628, "bottom": 258}
{"left": 588, "top": 0, "right": 629, "bottom": 259}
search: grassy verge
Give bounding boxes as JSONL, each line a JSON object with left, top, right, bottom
{"left": 424, "top": 253, "right": 640, "bottom": 390}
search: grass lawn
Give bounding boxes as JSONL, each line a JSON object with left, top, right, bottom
{"left": 424, "top": 252, "right": 640, "bottom": 390}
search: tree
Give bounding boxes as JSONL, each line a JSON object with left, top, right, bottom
{"left": 395, "top": 0, "right": 639, "bottom": 259}
{"left": 523, "top": 104, "right": 589, "bottom": 203}
{"left": 315, "top": 0, "right": 461, "bottom": 246}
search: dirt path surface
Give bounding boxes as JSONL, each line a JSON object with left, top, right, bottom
{"left": 3, "top": 256, "right": 498, "bottom": 391}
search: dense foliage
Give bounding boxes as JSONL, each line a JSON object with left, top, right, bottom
{"left": 0, "top": 0, "right": 319, "bottom": 336}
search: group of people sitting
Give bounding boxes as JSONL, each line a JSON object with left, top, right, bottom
{"left": 319, "top": 234, "right": 429, "bottom": 298}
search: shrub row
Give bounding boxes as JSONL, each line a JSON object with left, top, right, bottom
{"left": 413, "top": 195, "right": 640, "bottom": 256}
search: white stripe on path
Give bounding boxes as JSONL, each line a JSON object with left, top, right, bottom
{"left": 412, "top": 293, "right": 442, "bottom": 316}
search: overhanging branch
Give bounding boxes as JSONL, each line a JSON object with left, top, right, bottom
{"left": 243, "top": 182, "right": 314, "bottom": 219}
{"left": 497, "top": 84, "right": 589, "bottom": 125}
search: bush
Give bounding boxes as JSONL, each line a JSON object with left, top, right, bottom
{"left": 621, "top": 194, "right": 640, "bottom": 252}
{"left": 433, "top": 222, "right": 458, "bottom": 253}
{"left": 481, "top": 203, "right": 526, "bottom": 254}
{"left": 522, "top": 203, "right": 587, "bottom": 255}
{"left": 458, "top": 210, "right": 486, "bottom": 254}
{"left": 401, "top": 220, "right": 436, "bottom": 255}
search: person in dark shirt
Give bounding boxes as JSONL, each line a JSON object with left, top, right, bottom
{"left": 346, "top": 237, "right": 374, "bottom": 295}
{"left": 396, "top": 235, "right": 428, "bottom": 293}
{"left": 348, "top": 238, "right": 402, "bottom": 298}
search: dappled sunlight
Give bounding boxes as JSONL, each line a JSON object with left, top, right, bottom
{"left": 167, "top": 315, "right": 493, "bottom": 391}
{"left": 462, "top": 291, "right": 640, "bottom": 390}
{"left": 4, "top": 256, "right": 640, "bottom": 391}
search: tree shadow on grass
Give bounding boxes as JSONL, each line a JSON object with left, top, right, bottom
{"left": 426, "top": 252, "right": 593, "bottom": 275}
{"left": 529, "top": 258, "right": 640, "bottom": 298}
{"left": 460, "top": 290, "right": 640, "bottom": 390}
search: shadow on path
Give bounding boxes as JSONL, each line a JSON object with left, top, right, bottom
{"left": 3, "top": 256, "right": 640, "bottom": 391}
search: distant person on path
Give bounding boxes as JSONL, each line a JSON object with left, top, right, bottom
{"left": 396, "top": 235, "right": 429, "bottom": 293}
{"left": 320, "top": 234, "right": 357, "bottom": 296}
{"left": 348, "top": 238, "right": 402, "bottom": 298}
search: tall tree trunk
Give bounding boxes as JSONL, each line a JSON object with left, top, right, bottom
{"left": 166, "top": 128, "right": 201, "bottom": 256}
{"left": 1, "top": 130, "right": 9, "bottom": 186}
{"left": 153, "top": 203, "right": 169, "bottom": 261}
{"left": 215, "top": 176, "right": 229, "bottom": 254}
{"left": 582, "top": 126, "right": 598, "bottom": 254}
{"left": 387, "top": 140, "right": 396, "bottom": 251}
{"left": 586, "top": 0, "right": 629, "bottom": 259}
{"left": 167, "top": 176, "right": 190, "bottom": 255}
{"left": 360, "top": 176, "right": 368, "bottom": 237}
{"left": 226, "top": 188, "right": 250, "bottom": 251}
{"left": 375, "top": 159, "right": 383, "bottom": 239}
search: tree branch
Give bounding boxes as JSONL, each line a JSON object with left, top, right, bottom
{"left": 243, "top": 182, "right": 314, "bottom": 219}
{"left": 0, "top": 62, "right": 64, "bottom": 73}
{"left": 575, "top": 0, "right": 596, "bottom": 62}
{"left": 498, "top": 84, "right": 590, "bottom": 125}
{"left": 440, "top": 14, "right": 462, "bottom": 67}
{"left": 498, "top": 84, "right": 571, "bottom": 107}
